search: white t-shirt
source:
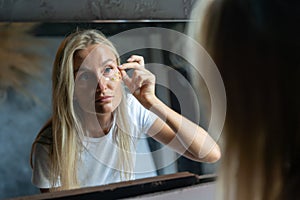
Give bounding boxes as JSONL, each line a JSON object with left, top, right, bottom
{"left": 31, "top": 94, "right": 157, "bottom": 189}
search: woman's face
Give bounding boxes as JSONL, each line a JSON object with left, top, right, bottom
{"left": 73, "top": 44, "right": 123, "bottom": 115}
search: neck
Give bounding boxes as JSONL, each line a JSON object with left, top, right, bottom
{"left": 83, "top": 112, "right": 113, "bottom": 138}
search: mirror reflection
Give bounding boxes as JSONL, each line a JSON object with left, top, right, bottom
{"left": 0, "top": 22, "right": 219, "bottom": 199}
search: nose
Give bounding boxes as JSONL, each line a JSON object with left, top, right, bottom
{"left": 96, "top": 73, "right": 107, "bottom": 92}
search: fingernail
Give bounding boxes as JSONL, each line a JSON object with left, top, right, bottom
{"left": 118, "top": 65, "right": 123, "bottom": 69}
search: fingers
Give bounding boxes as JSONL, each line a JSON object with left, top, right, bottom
{"left": 118, "top": 55, "right": 144, "bottom": 70}
{"left": 118, "top": 55, "right": 155, "bottom": 94}
{"left": 118, "top": 55, "right": 146, "bottom": 89}
{"left": 127, "top": 55, "right": 144, "bottom": 66}
{"left": 120, "top": 66, "right": 155, "bottom": 94}
{"left": 120, "top": 69, "right": 131, "bottom": 87}
{"left": 119, "top": 62, "right": 141, "bottom": 70}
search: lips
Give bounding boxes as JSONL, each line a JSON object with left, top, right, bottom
{"left": 95, "top": 95, "right": 113, "bottom": 103}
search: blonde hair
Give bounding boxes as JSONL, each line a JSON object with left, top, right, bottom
{"left": 31, "top": 29, "right": 134, "bottom": 191}
{"left": 189, "top": 0, "right": 300, "bottom": 200}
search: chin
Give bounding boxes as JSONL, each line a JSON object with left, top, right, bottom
{"left": 95, "top": 105, "right": 116, "bottom": 114}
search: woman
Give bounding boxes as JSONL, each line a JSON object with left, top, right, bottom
{"left": 188, "top": 0, "right": 300, "bottom": 199}
{"left": 30, "top": 29, "right": 220, "bottom": 192}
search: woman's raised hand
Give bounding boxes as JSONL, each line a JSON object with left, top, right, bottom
{"left": 118, "top": 55, "right": 157, "bottom": 109}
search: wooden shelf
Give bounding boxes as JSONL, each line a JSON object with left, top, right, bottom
{"left": 11, "top": 172, "right": 216, "bottom": 200}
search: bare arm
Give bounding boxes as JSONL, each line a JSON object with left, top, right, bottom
{"left": 119, "top": 55, "right": 221, "bottom": 163}
{"left": 147, "top": 99, "right": 220, "bottom": 163}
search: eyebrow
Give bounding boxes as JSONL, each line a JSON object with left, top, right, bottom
{"left": 74, "top": 67, "right": 89, "bottom": 73}
{"left": 74, "top": 59, "right": 116, "bottom": 73}
{"left": 102, "top": 58, "right": 115, "bottom": 66}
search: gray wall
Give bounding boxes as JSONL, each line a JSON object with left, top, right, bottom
{"left": 0, "top": 0, "right": 195, "bottom": 21}
{"left": 0, "top": 37, "right": 61, "bottom": 199}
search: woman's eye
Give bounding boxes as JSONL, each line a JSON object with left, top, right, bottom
{"left": 79, "top": 72, "right": 90, "bottom": 81}
{"left": 103, "top": 67, "right": 114, "bottom": 75}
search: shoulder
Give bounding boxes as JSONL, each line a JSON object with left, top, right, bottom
{"left": 37, "top": 125, "right": 53, "bottom": 145}
{"left": 124, "top": 92, "right": 147, "bottom": 111}
{"left": 123, "top": 91, "right": 158, "bottom": 133}
{"left": 124, "top": 92, "right": 146, "bottom": 117}
{"left": 124, "top": 91, "right": 136, "bottom": 106}
{"left": 32, "top": 124, "right": 52, "bottom": 163}
{"left": 34, "top": 121, "right": 53, "bottom": 150}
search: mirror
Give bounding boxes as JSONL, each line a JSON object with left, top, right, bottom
{"left": 0, "top": 21, "right": 218, "bottom": 199}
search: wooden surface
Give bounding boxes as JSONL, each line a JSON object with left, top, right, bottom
{"left": 10, "top": 172, "right": 216, "bottom": 200}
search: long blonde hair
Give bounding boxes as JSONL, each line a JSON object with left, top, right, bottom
{"left": 189, "top": 0, "right": 300, "bottom": 199}
{"left": 31, "top": 29, "right": 134, "bottom": 191}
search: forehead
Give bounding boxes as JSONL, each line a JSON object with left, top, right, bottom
{"left": 73, "top": 44, "right": 116, "bottom": 71}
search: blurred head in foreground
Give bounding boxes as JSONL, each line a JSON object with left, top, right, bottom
{"left": 188, "top": 0, "right": 300, "bottom": 199}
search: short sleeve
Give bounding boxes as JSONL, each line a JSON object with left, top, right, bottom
{"left": 126, "top": 94, "right": 158, "bottom": 136}
{"left": 140, "top": 106, "right": 158, "bottom": 134}
{"left": 31, "top": 142, "right": 52, "bottom": 189}
{"left": 31, "top": 127, "right": 59, "bottom": 189}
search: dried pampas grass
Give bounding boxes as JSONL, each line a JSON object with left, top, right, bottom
{"left": 0, "top": 23, "right": 44, "bottom": 104}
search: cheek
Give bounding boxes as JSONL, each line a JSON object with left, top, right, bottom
{"left": 74, "top": 84, "right": 95, "bottom": 109}
{"left": 74, "top": 80, "right": 97, "bottom": 97}
{"left": 111, "top": 82, "right": 123, "bottom": 107}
